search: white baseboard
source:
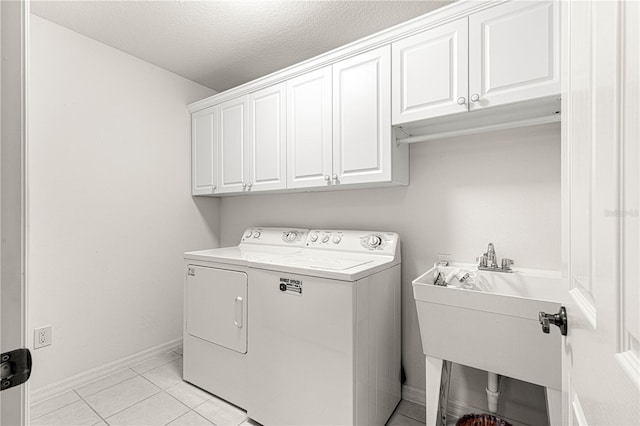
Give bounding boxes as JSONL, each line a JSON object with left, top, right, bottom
{"left": 30, "top": 338, "right": 182, "bottom": 404}
{"left": 402, "top": 384, "right": 426, "bottom": 406}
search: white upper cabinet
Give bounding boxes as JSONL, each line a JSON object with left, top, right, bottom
{"left": 286, "top": 50, "right": 406, "bottom": 190}
{"left": 468, "top": 1, "right": 560, "bottom": 111}
{"left": 217, "top": 97, "right": 248, "bottom": 194}
{"left": 286, "top": 67, "right": 333, "bottom": 189}
{"left": 391, "top": 0, "right": 559, "bottom": 124}
{"left": 333, "top": 45, "right": 393, "bottom": 185}
{"left": 392, "top": 18, "right": 469, "bottom": 125}
{"left": 191, "top": 106, "right": 217, "bottom": 195}
{"left": 191, "top": 0, "right": 557, "bottom": 195}
{"left": 247, "top": 83, "right": 287, "bottom": 192}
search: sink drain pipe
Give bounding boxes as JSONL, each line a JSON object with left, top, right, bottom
{"left": 486, "top": 372, "right": 500, "bottom": 413}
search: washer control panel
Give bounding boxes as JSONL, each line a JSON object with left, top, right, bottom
{"left": 305, "top": 230, "right": 398, "bottom": 255}
{"left": 240, "top": 227, "right": 308, "bottom": 246}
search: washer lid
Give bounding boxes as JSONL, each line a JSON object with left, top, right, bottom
{"left": 250, "top": 251, "right": 399, "bottom": 281}
{"left": 269, "top": 254, "right": 373, "bottom": 271}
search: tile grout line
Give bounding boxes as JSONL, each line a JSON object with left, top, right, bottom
{"left": 162, "top": 409, "right": 199, "bottom": 426}
{"left": 102, "top": 388, "right": 163, "bottom": 422}
{"left": 158, "top": 382, "right": 197, "bottom": 426}
{"left": 91, "top": 367, "right": 166, "bottom": 422}
{"left": 72, "top": 389, "right": 108, "bottom": 424}
{"left": 138, "top": 369, "right": 174, "bottom": 390}
{"left": 79, "top": 354, "right": 181, "bottom": 421}
{"left": 76, "top": 368, "right": 158, "bottom": 422}
{"left": 189, "top": 399, "right": 232, "bottom": 426}
{"left": 31, "top": 353, "right": 181, "bottom": 414}
{"left": 30, "top": 393, "right": 83, "bottom": 421}
{"left": 166, "top": 409, "right": 214, "bottom": 426}
{"left": 77, "top": 367, "right": 139, "bottom": 400}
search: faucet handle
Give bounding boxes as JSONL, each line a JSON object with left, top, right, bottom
{"left": 501, "top": 258, "right": 514, "bottom": 270}
{"left": 477, "top": 253, "right": 488, "bottom": 268}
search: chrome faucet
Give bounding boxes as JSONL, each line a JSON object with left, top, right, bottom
{"left": 487, "top": 243, "right": 498, "bottom": 268}
{"left": 477, "top": 243, "right": 513, "bottom": 273}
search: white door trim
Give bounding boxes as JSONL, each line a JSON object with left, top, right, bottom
{"left": 0, "top": 0, "right": 30, "bottom": 424}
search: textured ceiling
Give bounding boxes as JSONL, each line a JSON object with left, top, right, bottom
{"left": 31, "top": 1, "right": 453, "bottom": 92}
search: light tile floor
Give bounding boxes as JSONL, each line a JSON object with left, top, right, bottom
{"left": 31, "top": 348, "right": 426, "bottom": 426}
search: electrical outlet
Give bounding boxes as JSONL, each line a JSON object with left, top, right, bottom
{"left": 34, "top": 326, "right": 52, "bottom": 349}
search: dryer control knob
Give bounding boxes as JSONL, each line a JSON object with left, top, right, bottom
{"left": 284, "top": 231, "right": 298, "bottom": 242}
{"left": 367, "top": 234, "right": 382, "bottom": 248}
{"left": 333, "top": 235, "right": 342, "bottom": 244}
{"left": 309, "top": 233, "right": 318, "bottom": 242}
{"left": 244, "top": 231, "right": 253, "bottom": 239}
{"left": 321, "top": 235, "right": 330, "bottom": 243}
{"left": 254, "top": 231, "right": 261, "bottom": 238}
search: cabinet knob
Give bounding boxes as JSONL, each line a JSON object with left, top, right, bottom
{"left": 457, "top": 97, "right": 466, "bottom": 105}
{"left": 247, "top": 182, "right": 252, "bottom": 188}
{"left": 211, "top": 186, "right": 216, "bottom": 192}
{"left": 242, "top": 182, "right": 247, "bottom": 188}
{"left": 324, "top": 175, "right": 330, "bottom": 181}
{"left": 332, "top": 174, "right": 338, "bottom": 181}
{"left": 470, "top": 94, "right": 480, "bottom": 103}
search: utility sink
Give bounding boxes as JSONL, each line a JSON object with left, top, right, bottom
{"left": 412, "top": 263, "right": 563, "bottom": 390}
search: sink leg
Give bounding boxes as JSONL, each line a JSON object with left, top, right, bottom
{"left": 545, "top": 387, "right": 562, "bottom": 426}
{"left": 426, "top": 356, "right": 451, "bottom": 426}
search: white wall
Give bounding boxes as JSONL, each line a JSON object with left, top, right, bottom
{"left": 220, "top": 122, "right": 560, "bottom": 424}
{"left": 28, "top": 16, "right": 219, "bottom": 391}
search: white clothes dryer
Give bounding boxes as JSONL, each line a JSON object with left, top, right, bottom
{"left": 183, "top": 228, "right": 308, "bottom": 408}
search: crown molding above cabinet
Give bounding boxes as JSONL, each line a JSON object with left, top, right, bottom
{"left": 190, "top": 0, "right": 559, "bottom": 197}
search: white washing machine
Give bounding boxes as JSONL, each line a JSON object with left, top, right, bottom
{"left": 183, "top": 227, "right": 308, "bottom": 408}
{"left": 247, "top": 230, "right": 401, "bottom": 426}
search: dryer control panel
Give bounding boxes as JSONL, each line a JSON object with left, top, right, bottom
{"left": 240, "top": 227, "right": 308, "bottom": 247}
{"left": 305, "top": 230, "right": 398, "bottom": 255}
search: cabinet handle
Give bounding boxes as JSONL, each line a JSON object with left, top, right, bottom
{"left": 457, "top": 97, "right": 466, "bottom": 105}
{"left": 324, "top": 175, "right": 330, "bottom": 181}
{"left": 234, "top": 296, "right": 243, "bottom": 328}
{"left": 470, "top": 94, "right": 480, "bottom": 103}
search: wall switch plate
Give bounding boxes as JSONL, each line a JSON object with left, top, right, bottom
{"left": 34, "top": 326, "right": 52, "bottom": 349}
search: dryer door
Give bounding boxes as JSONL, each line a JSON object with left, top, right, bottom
{"left": 186, "top": 266, "right": 248, "bottom": 354}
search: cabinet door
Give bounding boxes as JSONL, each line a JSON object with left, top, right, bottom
{"left": 332, "top": 46, "right": 391, "bottom": 185}
{"left": 392, "top": 18, "right": 469, "bottom": 124}
{"left": 217, "top": 97, "right": 249, "bottom": 193}
{"left": 286, "top": 67, "right": 333, "bottom": 189}
{"left": 468, "top": 1, "right": 560, "bottom": 111}
{"left": 186, "top": 266, "right": 247, "bottom": 354}
{"left": 191, "top": 106, "right": 217, "bottom": 195}
{"left": 247, "top": 83, "right": 286, "bottom": 192}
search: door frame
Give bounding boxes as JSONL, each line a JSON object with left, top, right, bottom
{"left": 1, "top": 0, "right": 30, "bottom": 424}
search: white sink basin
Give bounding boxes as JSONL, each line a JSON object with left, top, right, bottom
{"left": 413, "top": 264, "right": 563, "bottom": 390}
